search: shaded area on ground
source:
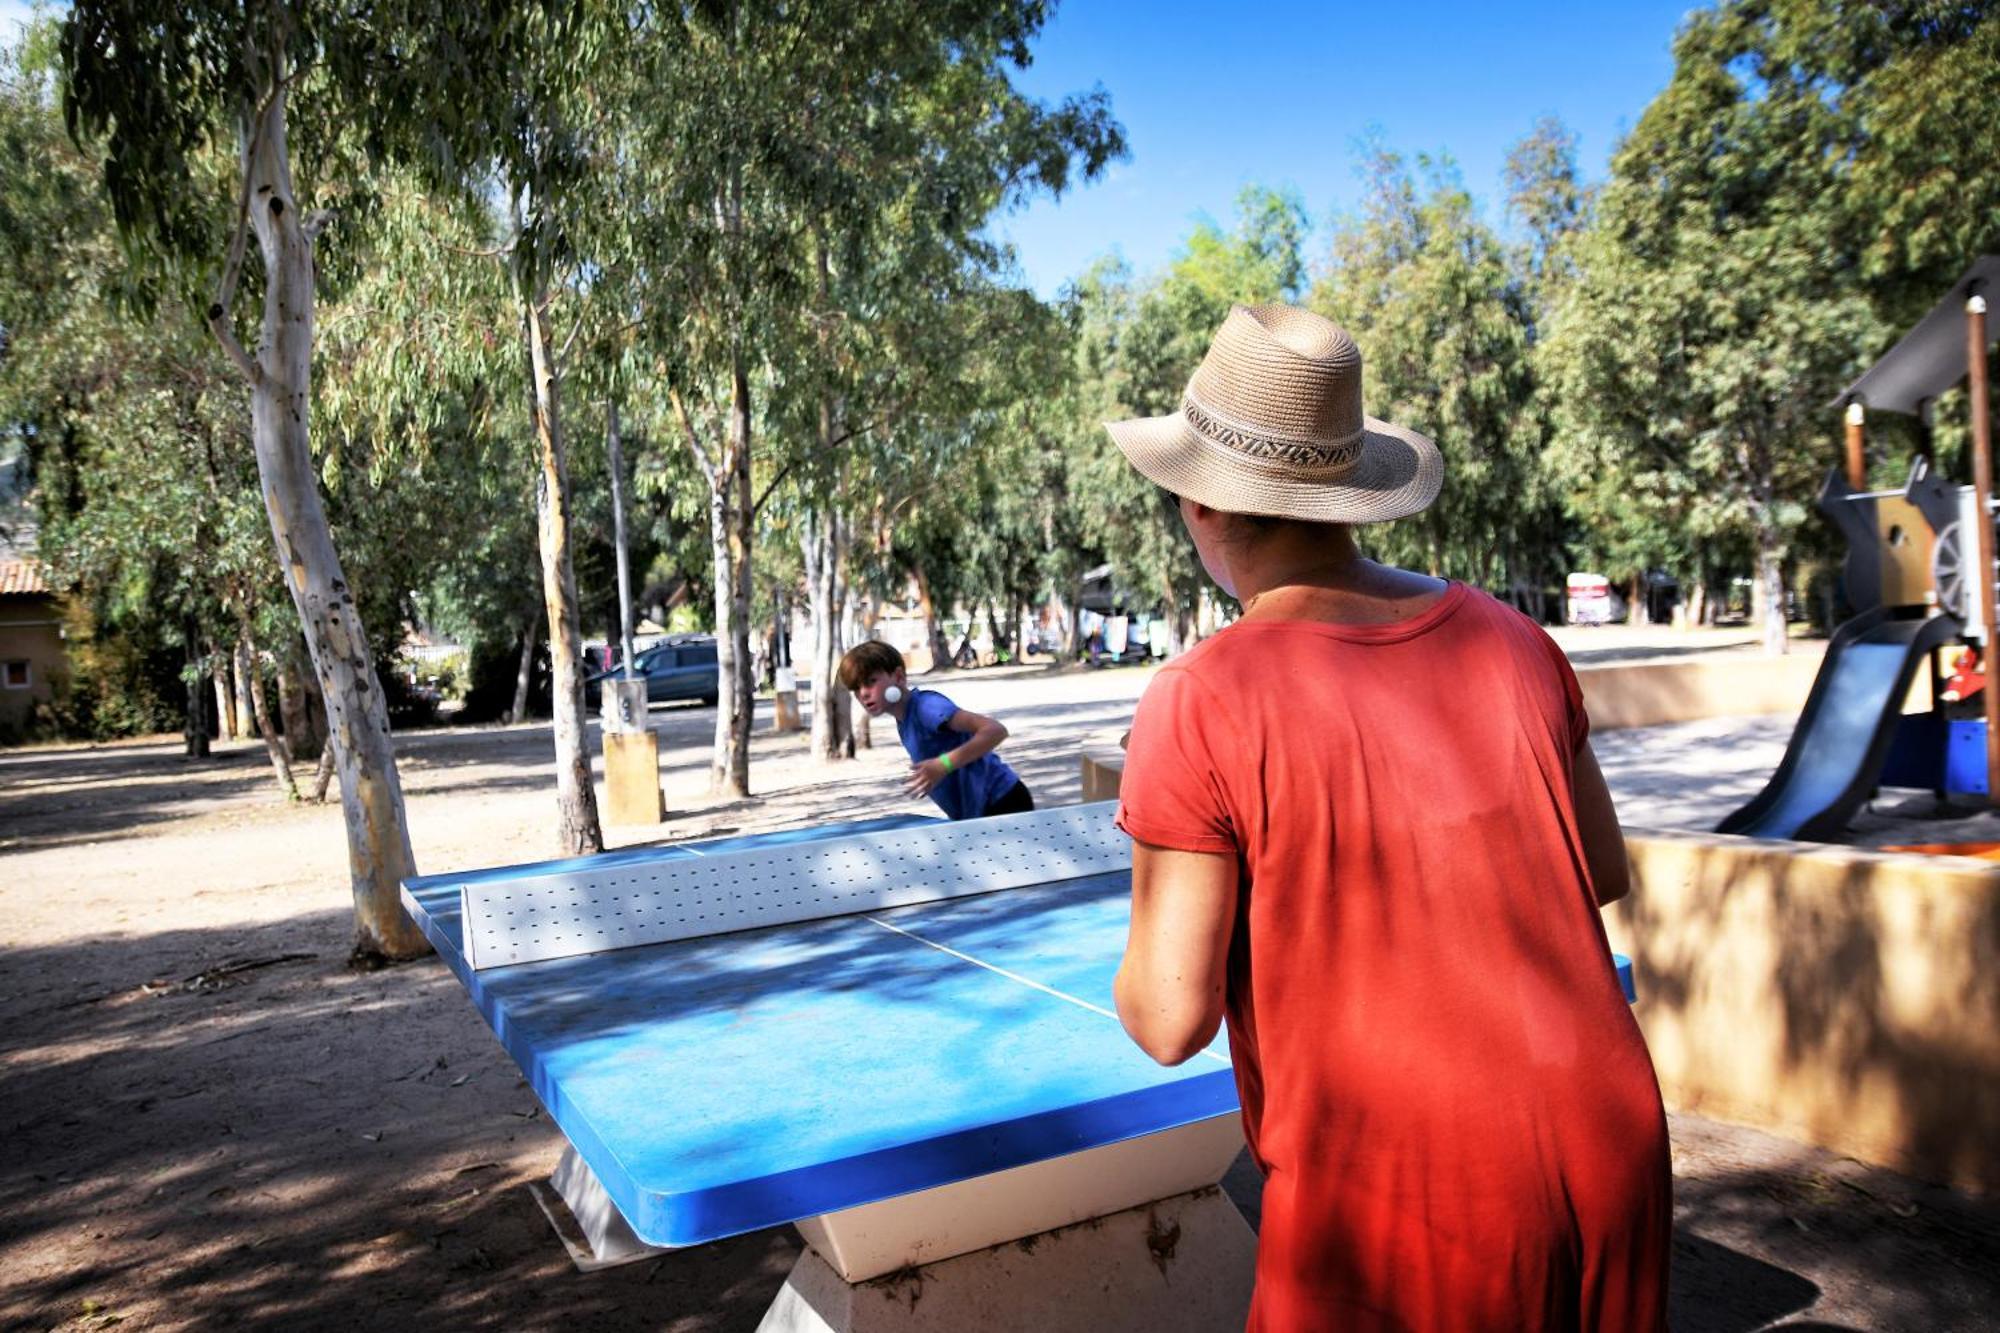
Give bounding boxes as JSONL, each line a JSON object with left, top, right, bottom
{"left": 5, "top": 659, "right": 1997, "bottom": 1330}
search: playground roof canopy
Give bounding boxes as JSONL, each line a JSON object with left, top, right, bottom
{"left": 1836, "top": 255, "right": 2000, "bottom": 416}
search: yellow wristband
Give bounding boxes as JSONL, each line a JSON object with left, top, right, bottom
{"left": 938, "top": 753, "right": 955, "bottom": 773}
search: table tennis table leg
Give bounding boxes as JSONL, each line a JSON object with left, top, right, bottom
{"left": 760, "top": 1115, "right": 1256, "bottom": 1333}
{"left": 528, "top": 1144, "right": 671, "bottom": 1272}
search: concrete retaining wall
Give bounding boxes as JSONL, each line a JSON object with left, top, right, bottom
{"left": 1577, "top": 648, "right": 1829, "bottom": 732}
{"left": 1607, "top": 831, "right": 2000, "bottom": 1192}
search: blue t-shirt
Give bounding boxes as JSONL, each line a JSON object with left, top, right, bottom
{"left": 895, "top": 687, "right": 1021, "bottom": 820}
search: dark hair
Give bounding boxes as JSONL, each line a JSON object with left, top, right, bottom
{"left": 838, "top": 641, "right": 904, "bottom": 691}
{"left": 1222, "top": 512, "right": 1346, "bottom": 544}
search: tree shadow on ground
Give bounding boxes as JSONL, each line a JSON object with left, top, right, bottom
{"left": 8, "top": 896, "right": 1999, "bottom": 1331}
{"left": 1, "top": 906, "right": 794, "bottom": 1332}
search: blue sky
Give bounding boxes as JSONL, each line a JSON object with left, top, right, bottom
{"left": 990, "top": 0, "right": 1697, "bottom": 297}
{"left": 2, "top": 0, "right": 1699, "bottom": 299}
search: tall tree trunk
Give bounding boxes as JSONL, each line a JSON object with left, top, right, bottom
{"left": 184, "top": 623, "right": 211, "bottom": 759}
{"left": 851, "top": 592, "right": 876, "bottom": 750}
{"left": 509, "top": 612, "right": 539, "bottom": 725}
{"left": 802, "top": 503, "right": 854, "bottom": 762}
{"left": 1054, "top": 590, "right": 1080, "bottom": 657}
{"left": 708, "top": 355, "right": 755, "bottom": 796}
{"left": 232, "top": 88, "right": 424, "bottom": 961}
{"left": 910, "top": 561, "right": 947, "bottom": 672}
{"left": 986, "top": 603, "right": 1008, "bottom": 660}
{"left": 279, "top": 638, "right": 325, "bottom": 760}
{"left": 273, "top": 657, "right": 298, "bottom": 760}
{"left": 311, "top": 742, "right": 336, "bottom": 804}
{"left": 210, "top": 644, "right": 236, "bottom": 741}
{"left": 239, "top": 622, "right": 297, "bottom": 800}
{"left": 517, "top": 270, "right": 603, "bottom": 855}
{"left": 1755, "top": 533, "right": 1789, "bottom": 657}
{"left": 232, "top": 637, "right": 257, "bottom": 738}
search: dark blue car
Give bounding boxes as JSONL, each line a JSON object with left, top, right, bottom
{"left": 586, "top": 637, "right": 719, "bottom": 708}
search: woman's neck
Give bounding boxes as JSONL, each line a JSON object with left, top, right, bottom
{"left": 1233, "top": 533, "right": 1449, "bottom": 626}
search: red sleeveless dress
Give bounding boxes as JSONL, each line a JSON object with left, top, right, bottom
{"left": 1118, "top": 584, "right": 1670, "bottom": 1331}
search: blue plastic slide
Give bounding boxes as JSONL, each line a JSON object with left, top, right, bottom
{"left": 1717, "top": 609, "right": 1961, "bottom": 842}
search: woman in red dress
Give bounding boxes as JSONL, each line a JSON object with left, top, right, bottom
{"left": 1107, "top": 304, "right": 1671, "bottom": 1331}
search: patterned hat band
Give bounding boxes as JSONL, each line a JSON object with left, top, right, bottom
{"left": 1181, "top": 394, "right": 1365, "bottom": 472}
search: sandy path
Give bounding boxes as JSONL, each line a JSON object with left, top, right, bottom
{"left": 3, "top": 661, "right": 1995, "bottom": 1331}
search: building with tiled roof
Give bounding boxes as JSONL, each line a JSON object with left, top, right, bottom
{"left": 0, "top": 555, "right": 63, "bottom": 741}
{"left": 0, "top": 558, "right": 50, "bottom": 596}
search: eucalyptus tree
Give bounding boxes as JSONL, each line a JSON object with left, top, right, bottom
{"left": 1538, "top": 3, "right": 1878, "bottom": 654}
{"left": 1311, "top": 148, "right": 1540, "bottom": 590}
{"left": 60, "top": 1, "right": 532, "bottom": 961}
{"left": 624, "top": 0, "right": 1120, "bottom": 790}
{"left": 1066, "top": 189, "right": 1310, "bottom": 641}
{"left": 1758, "top": 0, "right": 2000, "bottom": 330}
{"left": 1, "top": 27, "right": 280, "bottom": 763}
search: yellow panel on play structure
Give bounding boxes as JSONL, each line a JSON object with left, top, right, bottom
{"left": 1872, "top": 495, "right": 1938, "bottom": 609}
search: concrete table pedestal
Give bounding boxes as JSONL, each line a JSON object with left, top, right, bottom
{"left": 536, "top": 1115, "right": 1256, "bottom": 1333}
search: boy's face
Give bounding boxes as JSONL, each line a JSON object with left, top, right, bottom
{"left": 853, "top": 667, "right": 908, "bottom": 717}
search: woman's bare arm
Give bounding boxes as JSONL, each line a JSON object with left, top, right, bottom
{"left": 1573, "top": 740, "right": 1630, "bottom": 906}
{"left": 1113, "top": 840, "right": 1238, "bottom": 1065}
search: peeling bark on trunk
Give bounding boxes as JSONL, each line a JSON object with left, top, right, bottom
{"left": 234, "top": 87, "right": 424, "bottom": 962}
{"left": 311, "top": 743, "right": 336, "bottom": 804}
{"left": 850, "top": 592, "right": 876, "bottom": 749}
{"left": 1755, "top": 532, "right": 1789, "bottom": 657}
{"left": 801, "top": 504, "right": 853, "bottom": 762}
{"left": 232, "top": 638, "right": 257, "bottom": 738}
{"left": 518, "top": 273, "right": 604, "bottom": 855}
{"left": 240, "top": 624, "right": 297, "bottom": 800}
{"left": 211, "top": 647, "right": 236, "bottom": 741}
{"left": 280, "top": 638, "right": 326, "bottom": 760}
{"left": 707, "top": 355, "right": 755, "bottom": 797}
{"left": 274, "top": 659, "right": 298, "bottom": 760}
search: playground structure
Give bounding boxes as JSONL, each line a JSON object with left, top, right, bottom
{"left": 1719, "top": 256, "right": 2000, "bottom": 841}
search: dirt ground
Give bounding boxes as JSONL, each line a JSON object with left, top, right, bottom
{"left": 4, "top": 657, "right": 1997, "bottom": 1332}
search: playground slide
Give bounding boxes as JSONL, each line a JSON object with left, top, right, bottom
{"left": 1717, "top": 609, "right": 1961, "bottom": 842}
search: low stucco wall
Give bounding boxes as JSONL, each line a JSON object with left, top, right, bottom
{"left": 1577, "top": 647, "right": 1831, "bottom": 732}
{"left": 1607, "top": 831, "right": 2000, "bottom": 1192}
{"left": 1079, "top": 747, "right": 2000, "bottom": 1191}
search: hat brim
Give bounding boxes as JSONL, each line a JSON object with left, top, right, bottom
{"left": 1103, "top": 410, "right": 1442, "bottom": 524}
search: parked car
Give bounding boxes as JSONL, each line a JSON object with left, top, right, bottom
{"left": 585, "top": 636, "right": 719, "bottom": 708}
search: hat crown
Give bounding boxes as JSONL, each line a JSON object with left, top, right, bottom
{"left": 1184, "top": 305, "right": 1366, "bottom": 457}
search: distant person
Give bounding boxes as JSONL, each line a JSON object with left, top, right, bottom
{"left": 1105, "top": 304, "right": 1669, "bottom": 1330}
{"left": 839, "top": 641, "right": 1033, "bottom": 819}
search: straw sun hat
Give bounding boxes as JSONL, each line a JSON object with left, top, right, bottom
{"left": 1104, "top": 303, "right": 1442, "bottom": 524}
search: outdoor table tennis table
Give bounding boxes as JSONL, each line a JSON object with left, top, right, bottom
{"left": 403, "top": 801, "right": 1639, "bottom": 1332}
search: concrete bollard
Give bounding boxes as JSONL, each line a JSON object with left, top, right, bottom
{"left": 600, "top": 678, "right": 663, "bottom": 824}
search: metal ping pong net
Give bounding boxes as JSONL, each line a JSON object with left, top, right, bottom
{"left": 458, "top": 802, "right": 1130, "bottom": 970}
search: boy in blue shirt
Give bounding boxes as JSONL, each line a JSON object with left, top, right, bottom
{"left": 838, "top": 641, "right": 1034, "bottom": 819}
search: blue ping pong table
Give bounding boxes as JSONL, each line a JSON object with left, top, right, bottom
{"left": 405, "top": 803, "right": 1639, "bottom": 1333}
{"left": 402, "top": 804, "right": 1258, "bottom": 1332}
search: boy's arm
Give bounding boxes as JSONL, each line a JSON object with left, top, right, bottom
{"left": 1114, "top": 840, "right": 1237, "bottom": 1065}
{"left": 904, "top": 707, "right": 1009, "bottom": 797}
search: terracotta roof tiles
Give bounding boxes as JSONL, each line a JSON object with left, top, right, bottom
{"left": 0, "top": 559, "right": 51, "bottom": 596}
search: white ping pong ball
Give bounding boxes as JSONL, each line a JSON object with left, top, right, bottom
{"left": 883, "top": 685, "right": 905, "bottom": 704}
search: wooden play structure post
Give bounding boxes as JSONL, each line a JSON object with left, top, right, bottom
{"left": 1844, "top": 400, "right": 1867, "bottom": 489}
{"left": 1968, "top": 289, "right": 2000, "bottom": 806}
